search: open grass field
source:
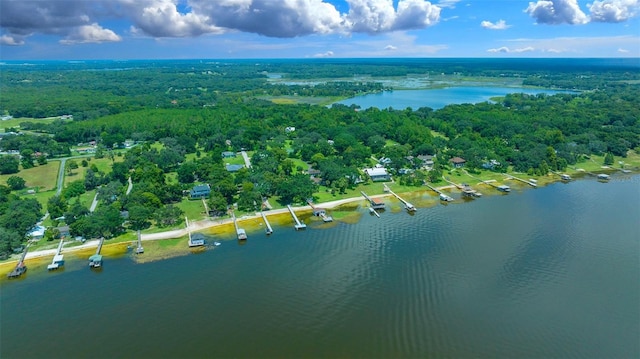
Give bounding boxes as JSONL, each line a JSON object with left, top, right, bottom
{"left": 0, "top": 116, "right": 61, "bottom": 131}
{"left": 63, "top": 157, "right": 121, "bottom": 186}
{"left": 259, "top": 95, "right": 340, "bottom": 106}
{"left": 0, "top": 161, "right": 59, "bottom": 191}
{"left": 176, "top": 197, "right": 207, "bottom": 221}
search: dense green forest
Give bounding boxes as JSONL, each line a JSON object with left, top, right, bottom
{"left": 0, "top": 59, "right": 639, "bottom": 258}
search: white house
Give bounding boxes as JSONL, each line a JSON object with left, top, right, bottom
{"left": 364, "top": 167, "right": 390, "bottom": 182}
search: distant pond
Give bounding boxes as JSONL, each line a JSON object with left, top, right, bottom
{"left": 334, "top": 86, "right": 576, "bottom": 110}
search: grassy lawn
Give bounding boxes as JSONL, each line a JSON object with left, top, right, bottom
{"left": 0, "top": 117, "right": 60, "bottom": 131}
{"left": 64, "top": 157, "right": 121, "bottom": 186}
{"left": 176, "top": 197, "right": 207, "bottom": 221}
{"left": 77, "top": 189, "right": 97, "bottom": 208}
{"left": 223, "top": 155, "right": 246, "bottom": 166}
{"left": 0, "top": 161, "right": 59, "bottom": 191}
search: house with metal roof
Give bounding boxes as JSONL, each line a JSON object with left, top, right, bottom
{"left": 190, "top": 184, "right": 211, "bottom": 199}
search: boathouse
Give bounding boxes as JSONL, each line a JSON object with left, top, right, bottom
{"left": 190, "top": 184, "right": 211, "bottom": 199}
{"left": 189, "top": 233, "right": 206, "bottom": 247}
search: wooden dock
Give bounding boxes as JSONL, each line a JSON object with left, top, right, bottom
{"left": 7, "top": 245, "right": 29, "bottom": 278}
{"left": 503, "top": 173, "right": 537, "bottom": 188}
{"left": 232, "top": 211, "right": 248, "bottom": 240}
{"left": 550, "top": 170, "right": 572, "bottom": 181}
{"left": 135, "top": 230, "right": 144, "bottom": 254}
{"left": 47, "top": 239, "right": 65, "bottom": 270}
{"left": 443, "top": 177, "right": 482, "bottom": 198}
{"left": 361, "top": 191, "right": 385, "bottom": 210}
{"left": 260, "top": 211, "right": 273, "bottom": 235}
{"left": 307, "top": 200, "right": 333, "bottom": 222}
{"left": 385, "top": 186, "right": 416, "bottom": 212}
{"left": 89, "top": 238, "right": 104, "bottom": 268}
{"left": 423, "top": 182, "right": 454, "bottom": 202}
{"left": 287, "top": 205, "right": 307, "bottom": 230}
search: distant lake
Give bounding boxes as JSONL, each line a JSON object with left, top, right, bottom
{"left": 334, "top": 86, "right": 576, "bottom": 110}
{"left": 1, "top": 175, "right": 638, "bottom": 358}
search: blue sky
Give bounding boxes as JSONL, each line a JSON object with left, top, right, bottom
{"left": 0, "top": 0, "right": 638, "bottom": 60}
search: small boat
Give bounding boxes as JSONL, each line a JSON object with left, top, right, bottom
{"left": 368, "top": 207, "right": 375, "bottom": 213}
{"left": 214, "top": 242, "right": 221, "bottom": 246}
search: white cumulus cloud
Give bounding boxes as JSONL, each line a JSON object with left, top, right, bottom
{"left": 385, "top": 44, "right": 397, "bottom": 50}
{"left": 487, "top": 46, "right": 535, "bottom": 53}
{"left": 345, "top": 0, "right": 440, "bottom": 33}
{"left": 481, "top": 19, "right": 511, "bottom": 29}
{"left": 525, "top": 0, "right": 589, "bottom": 24}
{"left": 60, "top": 23, "right": 122, "bottom": 45}
{"left": 589, "top": 0, "right": 640, "bottom": 22}
{"left": 313, "top": 50, "right": 335, "bottom": 57}
{"left": 0, "top": 34, "right": 25, "bottom": 46}
{"left": 0, "top": 0, "right": 443, "bottom": 45}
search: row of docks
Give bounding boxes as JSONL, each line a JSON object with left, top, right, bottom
{"left": 463, "top": 173, "right": 511, "bottom": 193}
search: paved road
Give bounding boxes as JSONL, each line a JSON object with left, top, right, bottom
{"left": 53, "top": 154, "right": 94, "bottom": 196}
{"left": 55, "top": 158, "right": 67, "bottom": 196}
{"left": 241, "top": 151, "right": 252, "bottom": 168}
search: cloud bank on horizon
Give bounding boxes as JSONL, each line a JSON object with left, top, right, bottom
{"left": 0, "top": 0, "right": 638, "bottom": 58}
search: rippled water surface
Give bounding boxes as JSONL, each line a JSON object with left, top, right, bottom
{"left": 2, "top": 176, "right": 639, "bottom": 358}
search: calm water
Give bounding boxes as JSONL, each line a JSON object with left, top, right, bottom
{"left": 1, "top": 176, "right": 639, "bottom": 358}
{"left": 335, "top": 86, "right": 574, "bottom": 110}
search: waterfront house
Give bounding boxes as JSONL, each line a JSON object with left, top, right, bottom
{"left": 417, "top": 155, "right": 434, "bottom": 168}
{"left": 27, "top": 225, "right": 45, "bottom": 240}
{"left": 450, "top": 157, "right": 466, "bottom": 168}
{"left": 190, "top": 184, "right": 211, "bottom": 199}
{"left": 364, "top": 167, "right": 391, "bottom": 182}
{"left": 56, "top": 225, "right": 71, "bottom": 238}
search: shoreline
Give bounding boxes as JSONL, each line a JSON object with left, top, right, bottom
{"left": 2, "top": 166, "right": 630, "bottom": 267}
{"left": 2, "top": 189, "right": 436, "bottom": 266}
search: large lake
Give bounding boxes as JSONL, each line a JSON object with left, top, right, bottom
{"left": 334, "top": 86, "right": 574, "bottom": 110}
{"left": 1, "top": 175, "right": 639, "bottom": 358}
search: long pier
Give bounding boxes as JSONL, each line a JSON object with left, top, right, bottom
{"left": 7, "top": 245, "right": 29, "bottom": 278}
{"left": 361, "top": 191, "right": 385, "bottom": 209}
{"left": 423, "top": 182, "right": 454, "bottom": 202}
{"left": 385, "top": 186, "right": 416, "bottom": 212}
{"left": 232, "top": 212, "right": 247, "bottom": 240}
{"left": 287, "top": 205, "right": 307, "bottom": 230}
{"left": 443, "top": 177, "right": 483, "bottom": 198}
{"left": 260, "top": 211, "right": 273, "bottom": 235}
{"left": 89, "top": 237, "right": 104, "bottom": 268}
{"left": 550, "top": 170, "right": 572, "bottom": 181}
{"left": 503, "top": 173, "right": 537, "bottom": 188}
{"left": 47, "top": 239, "right": 65, "bottom": 270}
{"left": 135, "top": 230, "right": 144, "bottom": 254}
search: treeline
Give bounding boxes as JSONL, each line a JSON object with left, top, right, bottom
{"left": 3, "top": 59, "right": 638, "bottom": 120}
{"left": 3, "top": 85, "right": 638, "bottom": 175}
